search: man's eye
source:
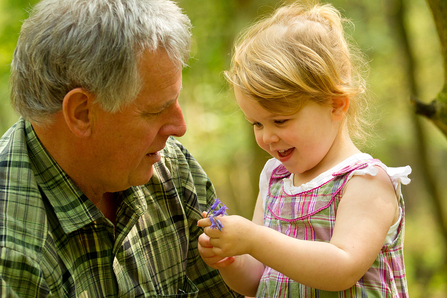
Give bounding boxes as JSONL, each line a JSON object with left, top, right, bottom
{"left": 144, "top": 110, "right": 163, "bottom": 117}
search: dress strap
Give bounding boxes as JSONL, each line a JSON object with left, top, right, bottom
{"left": 332, "top": 159, "right": 381, "bottom": 177}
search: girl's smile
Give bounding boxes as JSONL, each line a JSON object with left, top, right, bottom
{"left": 278, "top": 148, "right": 295, "bottom": 158}
{"left": 276, "top": 148, "right": 295, "bottom": 164}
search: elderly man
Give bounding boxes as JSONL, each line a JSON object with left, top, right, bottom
{"left": 0, "top": 0, "right": 242, "bottom": 297}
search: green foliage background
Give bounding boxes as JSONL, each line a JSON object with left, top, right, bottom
{"left": 0, "top": 0, "right": 446, "bottom": 296}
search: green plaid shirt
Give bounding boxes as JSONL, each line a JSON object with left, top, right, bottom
{"left": 0, "top": 118, "right": 241, "bottom": 298}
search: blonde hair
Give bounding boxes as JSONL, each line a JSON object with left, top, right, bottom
{"left": 225, "top": 1, "right": 369, "bottom": 142}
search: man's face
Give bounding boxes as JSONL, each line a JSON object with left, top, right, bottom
{"left": 89, "top": 49, "right": 186, "bottom": 193}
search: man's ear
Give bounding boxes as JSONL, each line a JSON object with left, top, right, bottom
{"left": 331, "top": 96, "right": 350, "bottom": 121}
{"left": 62, "top": 88, "right": 94, "bottom": 137}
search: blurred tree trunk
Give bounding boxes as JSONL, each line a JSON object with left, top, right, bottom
{"left": 386, "top": 0, "right": 447, "bottom": 285}
{"left": 412, "top": 0, "right": 447, "bottom": 136}
{"left": 415, "top": 0, "right": 447, "bottom": 243}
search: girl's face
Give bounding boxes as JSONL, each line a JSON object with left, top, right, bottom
{"left": 235, "top": 87, "right": 344, "bottom": 181}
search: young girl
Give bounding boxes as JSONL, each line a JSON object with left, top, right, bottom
{"left": 198, "top": 2, "right": 411, "bottom": 297}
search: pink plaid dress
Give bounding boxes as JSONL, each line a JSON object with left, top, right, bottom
{"left": 256, "top": 156, "right": 410, "bottom": 298}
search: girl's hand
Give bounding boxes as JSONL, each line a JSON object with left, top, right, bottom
{"left": 197, "top": 233, "right": 236, "bottom": 269}
{"left": 198, "top": 215, "right": 258, "bottom": 257}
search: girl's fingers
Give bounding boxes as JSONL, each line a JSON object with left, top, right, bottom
{"left": 199, "top": 247, "right": 218, "bottom": 258}
{"left": 215, "top": 256, "right": 236, "bottom": 268}
{"left": 203, "top": 226, "right": 222, "bottom": 238}
{"left": 208, "top": 237, "right": 220, "bottom": 248}
{"left": 197, "top": 217, "right": 211, "bottom": 227}
{"left": 198, "top": 233, "right": 211, "bottom": 245}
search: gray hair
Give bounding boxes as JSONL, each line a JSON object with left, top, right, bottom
{"left": 10, "top": 0, "right": 192, "bottom": 124}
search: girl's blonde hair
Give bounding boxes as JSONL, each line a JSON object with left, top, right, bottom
{"left": 225, "top": 1, "right": 369, "bottom": 142}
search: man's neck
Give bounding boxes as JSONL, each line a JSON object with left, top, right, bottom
{"left": 32, "top": 120, "right": 118, "bottom": 225}
{"left": 96, "top": 192, "right": 118, "bottom": 225}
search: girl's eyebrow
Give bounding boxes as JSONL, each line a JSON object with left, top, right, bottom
{"left": 244, "top": 116, "right": 256, "bottom": 123}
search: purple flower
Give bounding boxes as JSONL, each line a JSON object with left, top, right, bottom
{"left": 207, "top": 197, "right": 222, "bottom": 214}
{"left": 209, "top": 216, "right": 223, "bottom": 232}
{"left": 206, "top": 198, "right": 227, "bottom": 231}
{"left": 213, "top": 205, "right": 228, "bottom": 217}
{"left": 215, "top": 218, "right": 223, "bottom": 231}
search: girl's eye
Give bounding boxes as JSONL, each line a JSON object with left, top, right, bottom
{"left": 251, "top": 122, "right": 263, "bottom": 128}
{"left": 274, "top": 119, "right": 288, "bottom": 125}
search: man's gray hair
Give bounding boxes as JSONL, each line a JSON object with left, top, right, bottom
{"left": 10, "top": 0, "right": 192, "bottom": 123}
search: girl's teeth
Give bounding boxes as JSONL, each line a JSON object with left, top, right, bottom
{"left": 278, "top": 148, "right": 294, "bottom": 157}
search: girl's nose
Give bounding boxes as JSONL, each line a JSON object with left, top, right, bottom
{"left": 262, "top": 128, "right": 279, "bottom": 144}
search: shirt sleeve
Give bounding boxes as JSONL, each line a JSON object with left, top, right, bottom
{"left": 0, "top": 247, "right": 50, "bottom": 297}
{"left": 167, "top": 138, "right": 243, "bottom": 298}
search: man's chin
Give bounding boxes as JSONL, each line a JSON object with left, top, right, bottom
{"left": 130, "top": 166, "right": 155, "bottom": 187}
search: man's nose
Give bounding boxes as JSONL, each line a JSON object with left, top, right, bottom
{"left": 159, "top": 101, "right": 187, "bottom": 137}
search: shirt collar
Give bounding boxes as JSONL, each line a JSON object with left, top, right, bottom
{"left": 25, "top": 121, "right": 104, "bottom": 233}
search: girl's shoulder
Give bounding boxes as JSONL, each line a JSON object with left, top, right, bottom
{"left": 328, "top": 155, "right": 412, "bottom": 200}
{"left": 337, "top": 157, "right": 412, "bottom": 198}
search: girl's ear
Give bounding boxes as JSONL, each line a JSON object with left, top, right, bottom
{"left": 331, "top": 96, "right": 350, "bottom": 121}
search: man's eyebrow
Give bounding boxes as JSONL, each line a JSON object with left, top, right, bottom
{"left": 160, "top": 98, "right": 177, "bottom": 110}
{"left": 146, "top": 85, "right": 183, "bottom": 113}
{"left": 149, "top": 89, "right": 183, "bottom": 113}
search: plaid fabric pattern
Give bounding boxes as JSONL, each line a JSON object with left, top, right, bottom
{"left": 0, "top": 118, "right": 242, "bottom": 298}
{"left": 256, "top": 159, "right": 408, "bottom": 298}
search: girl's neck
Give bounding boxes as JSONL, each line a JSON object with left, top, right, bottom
{"left": 292, "top": 131, "right": 360, "bottom": 187}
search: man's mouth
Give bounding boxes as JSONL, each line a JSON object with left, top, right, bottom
{"left": 147, "top": 151, "right": 160, "bottom": 157}
{"left": 147, "top": 145, "right": 166, "bottom": 157}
